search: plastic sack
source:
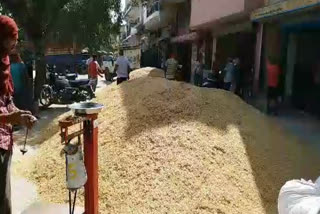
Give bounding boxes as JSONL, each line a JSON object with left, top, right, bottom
{"left": 278, "top": 177, "right": 320, "bottom": 214}
{"left": 65, "top": 145, "right": 87, "bottom": 190}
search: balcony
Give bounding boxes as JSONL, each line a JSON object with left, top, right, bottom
{"left": 124, "top": 1, "right": 141, "bottom": 23}
{"left": 147, "top": 1, "right": 160, "bottom": 18}
{"left": 144, "top": 1, "right": 160, "bottom": 31}
{"left": 190, "top": 0, "right": 264, "bottom": 30}
{"left": 144, "top": 1, "right": 176, "bottom": 31}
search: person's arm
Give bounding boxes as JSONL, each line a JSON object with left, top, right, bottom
{"left": 87, "top": 64, "right": 90, "bottom": 78}
{"left": 96, "top": 62, "right": 104, "bottom": 77}
{"left": 114, "top": 64, "right": 119, "bottom": 73}
{"left": 0, "top": 110, "right": 36, "bottom": 128}
{"left": 114, "top": 58, "right": 119, "bottom": 73}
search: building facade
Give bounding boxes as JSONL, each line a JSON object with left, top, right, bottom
{"left": 121, "top": 0, "right": 143, "bottom": 69}
{"left": 252, "top": 0, "right": 320, "bottom": 115}
{"left": 189, "top": 0, "right": 264, "bottom": 89}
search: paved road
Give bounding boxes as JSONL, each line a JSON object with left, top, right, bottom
{"left": 78, "top": 74, "right": 111, "bottom": 91}
{"left": 11, "top": 74, "right": 111, "bottom": 214}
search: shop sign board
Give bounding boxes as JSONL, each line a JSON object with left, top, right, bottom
{"left": 124, "top": 48, "right": 141, "bottom": 69}
{"left": 251, "top": 0, "right": 320, "bottom": 21}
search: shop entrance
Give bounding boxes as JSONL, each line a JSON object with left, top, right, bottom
{"left": 217, "top": 32, "right": 256, "bottom": 74}
{"left": 216, "top": 31, "right": 256, "bottom": 97}
{"left": 285, "top": 22, "right": 320, "bottom": 117}
{"left": 176, "top": 43, "right": 192, "bottom": 82}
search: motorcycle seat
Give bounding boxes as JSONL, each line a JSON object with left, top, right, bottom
{"left": 69, "top": 79, "right": 90, "bottom": 87}
{"left": 66, "top": 73, "right": 77, "bottom": 80}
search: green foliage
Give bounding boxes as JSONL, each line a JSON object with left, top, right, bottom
{"left": 0, "top": 3, "right": 10, "bottom": 15}
{"left": 0, "top": 0, "right": 122, "bottom": 99}
{"left": 0, "top": 0, "right": 122, "bottom": 51}
{"left": 53, "top": 0, "right": 122, "bottom": 51}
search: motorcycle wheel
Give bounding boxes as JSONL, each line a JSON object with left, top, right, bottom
{"left": 40, "top": 86, "right": 53, "bottom": 108}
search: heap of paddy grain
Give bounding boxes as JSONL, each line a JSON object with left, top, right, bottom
{"left": 16, "top": 67, "right": 320, "bottom": 214}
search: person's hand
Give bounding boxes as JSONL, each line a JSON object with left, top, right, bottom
{"left": 7, "top": 111, "right": 37, "bottom": 128}
{"left": 20, "top": 114, "right": 37, "bottom": 129}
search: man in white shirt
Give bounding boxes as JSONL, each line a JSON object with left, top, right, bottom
{"left": 86, "top": 57, "right": 93, "bottom": 66}
{"left": 114, "top": 50, "right": 132, "bottom": 85}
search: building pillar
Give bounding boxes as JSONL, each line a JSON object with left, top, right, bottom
{"left": 285, "top": 33, "right": 297, "bottom": 101}
{"left": 190, "top": 43, "right": 197, "bottom": 84}
{"left": 253, "top": 23, "right": 264, "bottom": 95}
{"left": 212, "top": 37, "right": 217, "bottom": 63}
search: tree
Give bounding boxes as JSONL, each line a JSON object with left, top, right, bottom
{"left": 52, "top": 0, "right": 121, "bottom": 51}
{"left": 0, "top": 0, "right": 121, "bottom": 102}
{"left": 0, "top": 3, "right": 9, "bottom": 15}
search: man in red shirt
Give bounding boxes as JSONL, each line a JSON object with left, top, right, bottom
{"left": 0, "top": 15, "right": 36, "bottom": 214}
{"left": 88, "top": 54, "right": 104, "bottom": 93}
{"left": 267, "top": 59, "right": 281, "bottom": 115}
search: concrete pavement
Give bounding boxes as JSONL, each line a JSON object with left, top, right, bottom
{"left": 11, "top": 75, "right": 110, "bottom": 213}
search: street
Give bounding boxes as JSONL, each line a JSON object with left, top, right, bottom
{"left": 11, "top": 75, "right": 110, "bottom": 214}
{"left": 2, "top": 0, "right": 320, "bottom": 212}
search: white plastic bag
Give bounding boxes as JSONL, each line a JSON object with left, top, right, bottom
{"left": 65, "top": 146, "right": 87, "bottom": 190}
{"left": 278, "top": 177, "right": 320, "bottom": 214}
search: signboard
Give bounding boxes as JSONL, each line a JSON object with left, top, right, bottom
{"left": 251, "top": 0, "right": 320, "bottom": 21}
{"left": 171, "top": 32, "right": 199, "bottom": 43}
{"left": 46, "top": 48, "right": 74, "bottom": 56}
{"left": 124, "top": 48, "right": 141, "bottom": 69}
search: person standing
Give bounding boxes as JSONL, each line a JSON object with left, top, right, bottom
{"left": 223, "top": 58, "right": 235, "bottom": 91}
{"left": 267, "top": 59, "right": 281, "bottom": 115}
{"left": 10, "top": 53, "right": 31, "bottom": 111}
{"left": 194, "top": 54, "right": 203, "bottom": 87}
{"left": 88, "top": 54, "right": 104, "bottom": 93}
{"left": 231, "top": 58, "right": 241, "bottom": 93}
{"left": 114, "top": 50, "right": 132, "bottom": 85}
{"left": 0, "top": 15, "right": 36, "bottom": 214}
{"left": 165, "top": 54, "right": 178, "bottom": 80}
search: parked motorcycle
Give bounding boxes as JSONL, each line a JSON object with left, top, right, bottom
{"left": 202, "top": 71, "right": 221, "bottom": 89}
{"left": 65, "top": 65, "right": 78, "bottom": 81}
{"left": 40, "top": 67, "right": 94, "bottom": 108}
{"left": 47, "top": 64, "right": 77, "bottom": 81}
{"left": 202, "top": 77, "right": 219, "bottom": 88}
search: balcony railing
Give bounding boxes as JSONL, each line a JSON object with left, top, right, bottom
{"left": 147, "top": 1, "right": 160, "bottom": 18}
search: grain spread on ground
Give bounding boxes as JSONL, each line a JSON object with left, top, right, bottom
{"left": 15, "top": 67, "right": 320, "bottom": 214}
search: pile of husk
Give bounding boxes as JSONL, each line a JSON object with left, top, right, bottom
{"left": 15, "top": 67, "right": 320, "bottom": 213}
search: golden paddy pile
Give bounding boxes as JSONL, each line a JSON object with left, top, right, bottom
{"left": 15, "top": 67, "right": 320, "bottom": 213}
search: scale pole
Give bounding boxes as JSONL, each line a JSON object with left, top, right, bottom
{"left": 83, "top": 114, "right": 99, "bottom": 214}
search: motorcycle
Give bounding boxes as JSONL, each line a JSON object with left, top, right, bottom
{"left": 202, "top": 77, "right": 219, "bottom": 88}
{"left": 40, "top": 66, "right": 94, "bottom": 108}
{"left": 202, "top": 71, "right": 222, "bottom": 89}
{"left": 65, "top": 66, "right": 78, "bottom": 81}
{"left": 47, "top": 64, "right": 77, "bottom": 81}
